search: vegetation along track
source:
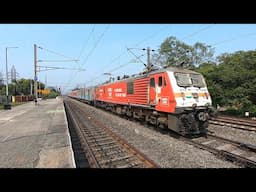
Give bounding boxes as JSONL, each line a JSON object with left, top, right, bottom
{"left": 210, "top": 116, "right": 256, "bottom": 132}
{"left": 64, "top": 98, "right": 159, "bottom": 168}
{"left": 180, "top": 133, "right": 256, "bottom": 168}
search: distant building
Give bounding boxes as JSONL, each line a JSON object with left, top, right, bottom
{"left": 11, "top": 65, "right": 17, "bottom": 81}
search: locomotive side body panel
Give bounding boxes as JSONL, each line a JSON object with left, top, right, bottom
{"left": 95, "top": 77, "right": 150, "bottom": 107}
{"left": 95, "top": 81, "right": 128, "bottom": 105}
{"left": 148, "top": 72, "right": 176, "bottom": 113}
{"left": 127, "top": 77, "right": 149, "bottom": 105}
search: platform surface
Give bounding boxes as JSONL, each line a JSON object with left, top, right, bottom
{"left": 0, "top": 97, "right": 75, "bottom": 168}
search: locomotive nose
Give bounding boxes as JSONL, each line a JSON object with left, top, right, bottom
{"left": 197, "top": 112, "right": 208, "bottom": 122}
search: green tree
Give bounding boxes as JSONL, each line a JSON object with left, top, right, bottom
{"left": 197, "top": 50, "right": 256, "bottom": 116}
{"left": 152, "top": 36, "right": 215, "bottom": 68}
{"left": 0, "top": 78, "right": 45, "bottom": 96}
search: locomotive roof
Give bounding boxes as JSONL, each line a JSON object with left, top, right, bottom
{"left": 149, "top": 66, "right": 200, "bottom": 75}
{"left": 98, "top": 66, "right": 201, "bottom": 86}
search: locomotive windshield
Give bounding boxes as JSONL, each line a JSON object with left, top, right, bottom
{"left": 190, "top": 74, "right": 205, "bottom": 88}
{"left": 174, "top": 73, "right": 192, "bottom": 87}
{"left": 174, "top": 72, "right": 205, "bottom": 88}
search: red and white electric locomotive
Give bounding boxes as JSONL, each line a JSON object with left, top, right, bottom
{"left": 93, "top": 67, "right": 212, "bottom": 135}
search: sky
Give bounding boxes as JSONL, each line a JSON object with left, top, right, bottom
{"left": 0, "top": 24, "right": 256, "bottom": 94}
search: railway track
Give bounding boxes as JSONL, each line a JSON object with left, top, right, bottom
{"left": 209, "top": 116, "right": 256, "bottom": 132}
{"left": 101, "top": 109, "right": 256, "bottom": 168}
{"left": 180, "top": 134, "right": 256, "bottom": 168}
{"left": 64, "top": 98, "right": 159, "bottom": 168}
{"left": 67, "top": 97, "right": 256, "bottom": 167}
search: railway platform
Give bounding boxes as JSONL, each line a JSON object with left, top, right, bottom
{"left": 0, "top": 97, "right": 75, "bottom": 168}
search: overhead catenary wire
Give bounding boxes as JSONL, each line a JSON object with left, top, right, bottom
{"left": 65, "top": 24, "right": 216, "bottom": 91}
{"left": 37, "top": 59, "right": 79, "bottom": 62}
{"left": 77, "top": 24, "right": 96, "bottom": 60}
{"left": 158, "top": 24, "right": 215, "bottom": 53}
{"left": 135, "top": 25, "right": 172, "bottom": 46}
{"left": 63, "top": 24, "right": 111, "bottom": 92}
{"left": 38, "top": 46, "right": 77, "bottom": 61}
{"left": 65, "top": 24, "right": 256, "bottom": 92}
{"left": 88, "top": 24, "right": 216, "bottom": 82}
{"left": 36, "top": 45, "right": 81, "bottom": 94}
{"left": 156, "top": 25, "right": 256, "bottom": 66}
{"left": 37, "top": 66, "right": 85, "bottom": 72}
{"left": 100, "top": 25, "right": 172, "bottom": 73}
{"left": 126, "top": 47, "right": 146, "bottom": 66}
{"left": 80, "top": 25, "right": 172, "bottom": 88}
{"left": 181, "top": 24, "right": 214, "bottom": 41}
{"left": 84, "top": 52, "right": 145, "bottom": 86}
{"left": 153, "top": 24, "right": 216, "bottom": 65}
{"left": 212, "top": 31, "right": 256, "bottom": 46}
{"left": 64, "top": 25, "right": 109, "bottom": 86}
{"left": 79, "top": 24, "right": 111, "bottom": 68}
{"left": 62, "top": 25, "right": 98, "bottom": 93}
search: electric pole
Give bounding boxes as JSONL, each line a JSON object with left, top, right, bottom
{"left": 127, "top": 47, "right": 155, "bottom": 72}
{"left": 39, "top": 80, "right": 41, "bottom": 98}
{"left": 5, "top": 48, "right": 8, "bottom": 100}
{"left": 143, "top": 47, "right": 154, "bottom": 71}
{"left": 34, "top": 44, "right": 38, "bottom": 101}
{"left": 5, "top": 46, "right": 18, "bottom": 109}
{"left": 45, "top": 74, "right": 47, "bottom": 88}
{"left": 147, "top": 47, "right": 150, "bottom": 70}
{"left": 30, "top": 79, "right": 32, "bottom": 95}
{"left": 83, "top": 84, "right": 86, "bottom": 99}
{"left": 33, "top": 44, "right": 83, "bottom": 101}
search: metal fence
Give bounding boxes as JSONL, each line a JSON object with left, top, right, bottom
{"left": 0, "top": 95, "right": 11, "bottom": 104}
{"left": 0, "top": 95, "right": 34, "bottom": 104}
{"left": 14, "top": 95, "right": 34, "bottom": 102}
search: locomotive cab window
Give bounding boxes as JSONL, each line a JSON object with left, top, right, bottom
{"left": 127, "top": 81, "right": 134, "bottom": 94}
{"left": 174, "top": 72, "right": 192, "bottom": 87}
{"left": 158, "top": 76, "right": 163, "bottom": 87}
{"left": 164, "top": 77, "right": 167, "bottom": 86}
{"left": 150, "top": 78, "right": 155, "bottom": 87}
{"left": 190, "top": 74, "right": 205, "bottom": 88}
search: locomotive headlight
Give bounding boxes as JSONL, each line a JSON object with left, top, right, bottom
{"left": 192, "top": 93, "right": 198, "bottom": 99}
{"left": 197, "top": 112, "right": 208, "bottom": 121}
{"left": 181, "top": 92, "right": 185, "bottom": 100}
{"left": 204, "top": 92, "right": 209, "bottom": 99}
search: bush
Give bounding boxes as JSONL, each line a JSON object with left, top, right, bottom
{"left": 221, "top": 105, "right": 256, "bottom": 117}
{"left": 248, "top": 105, "right": 256, "bottom": 117}
{"left": 222, "top": 107, "right": 243, "bottom": 116}
{"left": 42, "top": 91, "right": 59, "bottom": 99}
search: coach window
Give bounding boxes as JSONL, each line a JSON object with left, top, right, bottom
{"left": 158, "top": 76, "right": 163, "bottom": 87}
{"left": 150, "top": 78, "right": 155, "bottom": 87}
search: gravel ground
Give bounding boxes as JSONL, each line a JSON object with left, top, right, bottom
{"left": 208, "top": 124, "right": 256, "bottom": 146}
{"left": 77, "top": 102, "right": 240, "bottom": 168}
